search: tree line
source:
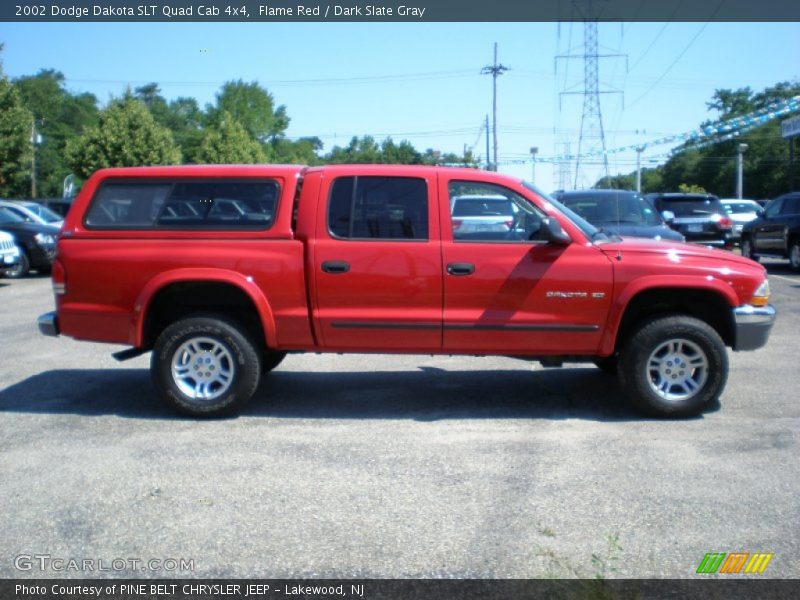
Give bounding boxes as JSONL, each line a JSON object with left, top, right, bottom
{"left": 0, "top": 56, "right": 476, "bottom": 198}
{"left": 597, "top": 82, "right": 800, "bottom": 199}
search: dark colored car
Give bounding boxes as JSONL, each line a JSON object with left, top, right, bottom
{"left": 740, "top": 192, "right": 800, "bottom": 270}
{"left": 554, "top": 189, "right": 685, "bottom": 242}
{"left": 0, "top": 206, "right": 59, "bottom": 277}
{"left": 646, "top": 193, "right": 734, "bottom": 249}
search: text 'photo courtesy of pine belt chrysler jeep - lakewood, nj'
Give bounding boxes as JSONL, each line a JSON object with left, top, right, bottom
{"left": 36, "top": 164, "right": 776, "bottom": 418}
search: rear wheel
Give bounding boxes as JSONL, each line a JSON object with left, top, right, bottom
{"left": 740, "top": 237, "right": 758, "bottom": 262}
{"left": 618, "top": 315, "right": 728, "bottom": 418}
{"left": 789, "top": 240, "right": 800, "bottom": 271}
{"left": 151, "top": 315, "right": 261, "bottom": 417}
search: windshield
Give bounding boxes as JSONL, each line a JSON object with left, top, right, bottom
{"left": 653, "top": 196, "right": 723, "bottom": 217}
{"left": 26, "top": 203, "right": 63, "bottom": 223}
{"left": 561, "top": 192, "right": 662, "bottom": 226}
{"left": 521, "top": 181, "right": 606, "bottom": 241}
{"left": 0, "top": 206, "right": 26, "bottom": 225}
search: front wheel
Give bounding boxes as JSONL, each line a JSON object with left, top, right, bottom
{"left": 151, "top": 315, "right": 262, "bottom": 417}
{"left": 4, "top": 249, "right": 30, "bottom": 279}
{"left": 618, "top": 316, "right": 728, "bottom": 418}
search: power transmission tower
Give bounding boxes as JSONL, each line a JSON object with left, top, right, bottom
{"left": 555, "top": 141, "right": 572, "bottom": 191}
{"left": 481, "top": 42, "right": 509, "bottom": 171}
{"left": 555, "top": 1, "right": 625, "bottom": 188}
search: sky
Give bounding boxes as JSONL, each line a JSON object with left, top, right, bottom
{"left": 1, "top": 20, "right": 799, "bottom": 190}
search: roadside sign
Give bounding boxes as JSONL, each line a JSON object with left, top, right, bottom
{"left": 782, "top": 116, "right": 800, "bottom": 139}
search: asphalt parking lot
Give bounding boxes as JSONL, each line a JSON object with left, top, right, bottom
{"left": 1, "top": 261, "right": 799, "bottom": 579}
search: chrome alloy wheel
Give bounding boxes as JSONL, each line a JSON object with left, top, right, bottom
{"left": 646, "top": 338, "right": 708, "bottom": 402}
{"left": 170, "top": 337, "right": 235, "bottom": 402}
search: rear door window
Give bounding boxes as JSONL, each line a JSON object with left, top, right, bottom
{"left": 84, "top": 179, "right": 280, "bottom": 230}
{"left": 327, "top": 176, "right": 428, "bottom": 240}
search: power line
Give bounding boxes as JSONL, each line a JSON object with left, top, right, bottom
{"left": 64, "top": 69, "right": 478, "bottom": 89}
{"left": 626, "top": 0, "right": 725, "bottom": 109}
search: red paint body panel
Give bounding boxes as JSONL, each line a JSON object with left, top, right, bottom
{"left": 53, "top": 164, "right": 769, "bottom": 358}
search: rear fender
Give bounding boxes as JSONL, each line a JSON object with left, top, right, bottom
{"left": 131, "top": 268, "right": 276, "bottom": 348}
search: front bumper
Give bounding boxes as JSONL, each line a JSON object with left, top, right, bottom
{"left": 733, "top": 304, "right": 776, "bottom": 351}
{"left": 37, "top": 311, "right": 60, "bottom": 337}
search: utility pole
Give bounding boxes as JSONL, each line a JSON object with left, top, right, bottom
{"left": 635, "top": 146, "right": 643, "bottom": 193}
{"left": 481, "top": 43, "right": 509, "bottom": 171}
{"left": 736, "top": 143, "right": 748, "bottom": 198}
{"left": 31, "top": 119, "right": 37, "bottom": 199}
{"left": 30, "top": 118, "right": 44, "bottom": 199}
{"left": 485, "top": 114, "right": 491, "bottom": 170}
{"left": 530, "top": 146, "right": 539, "bottom": 184}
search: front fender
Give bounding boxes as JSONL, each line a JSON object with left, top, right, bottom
{"left": 599, "top": 275, "right": 739, "bottom": 355}
{"left": 130, "top": 268, "right": 277, "bottom": 348}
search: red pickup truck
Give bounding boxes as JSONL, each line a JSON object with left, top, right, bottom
{"left": 38, "top": 164, "right": 775, "bottom": 418}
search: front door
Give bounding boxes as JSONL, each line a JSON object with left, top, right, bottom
{"left": 440, "top": 177, "right": 613, "bottom": 355}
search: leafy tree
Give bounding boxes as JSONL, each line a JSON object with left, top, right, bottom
{"left": 65, "top": 96, "right": 180, "bottom": 179}
{"left": 207, "top": 80, "right": 289, "bottom": 143}
{"left": 195, "top": 111, "right": 265, "bottom": 164}
{"left": 15, "top": 69, "right": 99, "bottom": 196}
{"left": 596, "top": 81, "right": 800, "bottom": 198}
{"left": 0, "top": 63, "right": 33, "bottom": 197}
{"left": 271, "top": 136, "right": 323, "bottom": 165}
{"left": 678, "top": 183, "right": 707, "bottom": 193}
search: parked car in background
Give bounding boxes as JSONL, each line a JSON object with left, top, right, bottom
{"left": 450, "top": 194, "right": 517, "bottom": 238}
{"left": 41, "top": 197, "right": 76, "bottom": 219}
{"left": 646, "top": 193, "right": 734, "bottom": 249}
{"left": 740, "top": 191, "right": 800, "bottom": 270}
{"left": 720, "top": 198, "right": 761, "bottom": 242}
{"left": 0, "top": 206, "right": 59, "bottom": 278}
{"left": 0, "top": 200, "right": 64, "bottom": 228}
{"left": 554, "top": 189, "right": 685, "bottom": 242}
{"left": 0, "top": 230, "right": 21, "bottom": 276}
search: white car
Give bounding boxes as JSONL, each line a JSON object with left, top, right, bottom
{"left": 720, "top": 198, "right": 761, "bottom": 240}
{"left": 450, "top": 195, "right": 517, "bottom": 237}
{"left": 0, "top": 230, "right": 22, "bottom": 275}
{"left": 0, "top": 200, "right": 64, "bottom": 229}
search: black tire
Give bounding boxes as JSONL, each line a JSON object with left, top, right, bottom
{"left": 4, "top": 250, "right": 30, "bottom": 279}
{"left": 740, "top": 237, "right": 759, "bottom": 262}
{"left": 151, "top": 315, "right": 262, "bottom": 417}
{"left": 618, "top": 315, "right": 728, "bottom": 418}
{"left": 789, "top": 239, "right": 800, "bottom": 271}
{"left": 262, "top": 350, "right": 287, "bottom": 373}
{"left": 592, "top": 356, "right": 618, "bottom": 375}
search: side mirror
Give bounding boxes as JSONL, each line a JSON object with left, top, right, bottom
{"left": 757, "top": 208, "right": 765, "bottom": 218}
{"left": 543, "top": 217, "right": 571, "bottom": 245}
{"left": 661, "top": 210, "right": 675, "bottom": 223}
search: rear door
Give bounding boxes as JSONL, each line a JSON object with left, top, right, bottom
{"left": 311, "top": 169, "right": 443, "bottom": 351}
{"left": 439, "top": 176, "right": 613, "bottom": 355}
{"left": 753, "top": 197, "right": 785, "bottom": 252}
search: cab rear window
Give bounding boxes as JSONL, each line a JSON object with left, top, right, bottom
{"left": 84, "top": 179, "right": 280, "bottom": 230}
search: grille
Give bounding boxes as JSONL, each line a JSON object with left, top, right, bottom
{"left": 0, "top": 238, "right": 15, "bottom": 252}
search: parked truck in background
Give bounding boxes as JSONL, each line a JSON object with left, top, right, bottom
{"left": 38, "top": 164, "right": 776, "bottom": 418}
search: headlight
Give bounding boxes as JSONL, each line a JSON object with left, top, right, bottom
{"left": 34, "top": 233, "right": 55, "bottom": 246}
{"left": 751, "top": 279, "right": 770, "bottom": 307}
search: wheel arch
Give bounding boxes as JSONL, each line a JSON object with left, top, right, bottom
{"left": 132, "top": 269, "right": 277, "bottom": 350}
{"left": 601, "top": 277, "right": 738, "bottom": 355}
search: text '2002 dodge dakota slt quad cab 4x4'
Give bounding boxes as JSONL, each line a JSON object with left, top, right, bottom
{"left": 38, "top": 164, "right": 776, "bottom": 418}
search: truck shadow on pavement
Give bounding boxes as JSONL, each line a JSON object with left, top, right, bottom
{"left": 0, "top": 366, "right": 719, "bottom": 422}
